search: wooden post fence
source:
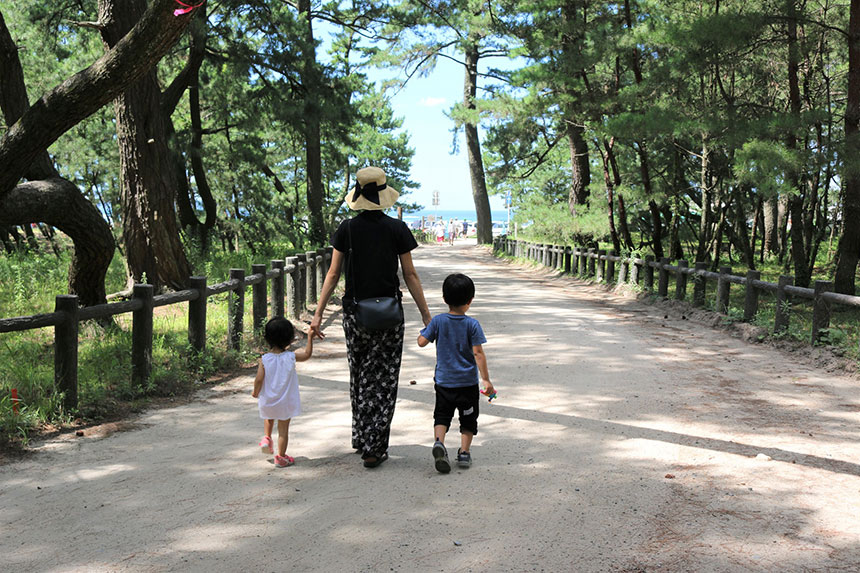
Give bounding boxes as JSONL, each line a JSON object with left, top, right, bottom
{"left": 486, "top": 238, "right": 860, "bottom": 352}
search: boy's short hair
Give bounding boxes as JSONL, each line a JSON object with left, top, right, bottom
{"left": 443, "top": 273, "right": 475, "bottom": 307}
{"left": 264, "top": 317, "right": 294, "bottom": 350}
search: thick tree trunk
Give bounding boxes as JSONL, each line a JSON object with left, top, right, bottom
{"left": 165, "top": 7, "right": 213, "bottom": 247}
{"left": 763, "top": 197, "right": 778, "bottom": 255}
{"left": 0, "top": 10, "right": 114, "bottom": 305}
{"left": 566, "top": 113, "right": 590, "bottom": 212}
{"left": 606, "top": 143, "right": 634, "bottom": 250}
{"left": 835, "top": 0, "right": 860, "bottom": 294}
{"left": 188, "top": 71, "right": 216, "bottom": 242}
{"left": 100, "top": 0, "right": 190, "bottom": 289}
{"left": 648, "top": 200, "right": 664, "bottom": 259}
{"left": 463, "top": 43, "right": 492, "bottom": 245}
{"left": 600, "top": 138, "right": 621, "bottom": 252}
{"left": 669, "top": 143, "right": 684, "bottom": 260}
{"left": 695, "top": 136, "right": 712, "bottom": 263}
{"left": 786, "top": 1, "right": 811, "bottom": 288}
{"left": 729, "top": 186, "right": 756, "bottom": 269}
{"left": 0, "top": 0, "right": 196, "bottom": 200}
{"left": 1, "top": 179, "right": 114, "bottom": 306}
{"left": 299, "top": 0, "right": 326, "bottom": 246}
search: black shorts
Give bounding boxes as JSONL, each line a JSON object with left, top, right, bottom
{"left": 434, "top": 384, "right": 479, "bottom": 435}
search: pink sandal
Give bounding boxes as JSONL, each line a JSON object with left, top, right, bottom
{"left": 274, "top": 454, "right": 295, "bottom": 468}
{"left": 259, "top": 436, "right": 273, "bottom": 455}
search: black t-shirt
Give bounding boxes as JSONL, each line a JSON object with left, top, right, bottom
{"left": 331, "top": 211, "right": 418, "bottom": 301}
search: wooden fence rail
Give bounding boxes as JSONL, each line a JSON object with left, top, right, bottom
{"left": 0, "top": 247, "right": 333, "bottom": 411}
{"left": 494, "top": 237, "right": 858, "bottom": 348}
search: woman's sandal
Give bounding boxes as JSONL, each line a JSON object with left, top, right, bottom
{"left": 363, "top": 452, "right": 388, "bottom": 468}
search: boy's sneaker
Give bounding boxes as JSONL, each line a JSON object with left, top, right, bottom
{"left": 456, "top": 449, "right": 471, "bottom": 468}
{"left": 259, "top": 436, "right": 274, "bottom": 455}
{"left": 274, "top": 454, "right": 294, "bottom": 468}
{"left": 432, "top": 440, "right": 451, "bottom": 473}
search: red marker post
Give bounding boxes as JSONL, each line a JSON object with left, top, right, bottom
{"left": 11, "top": 388, "right": 20, "bottom": 414}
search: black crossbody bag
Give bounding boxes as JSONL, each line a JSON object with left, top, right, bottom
{"left": 347, "top": 219, "right": 404, "bottom": 330}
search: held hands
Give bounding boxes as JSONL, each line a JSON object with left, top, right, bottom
{"left": 309, "top": 314, "right": 325, "bottom": 340}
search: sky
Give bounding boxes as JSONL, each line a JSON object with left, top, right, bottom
{"left": 375, "top": 57, "right": 507, "bottom": 216}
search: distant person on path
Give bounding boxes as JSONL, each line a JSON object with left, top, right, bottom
{"left": 461, "top": 219, "right": 468, "bottom": 238}
{"left": 447, "top": 219, "right": 456, "bottom": 245}
{"left": 418, "top": 273, "right": 495, "bottom": 473}
{"left": 252, "top": 317, "right": 313, "bottom": 468}
{"left": 311, "top": 166, "right": 432, "bottom": 468}
{"left": 435, "top": 220, "right": 445, "bottom": 244}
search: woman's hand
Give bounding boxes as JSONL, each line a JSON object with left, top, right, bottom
{"left": 310, "top": 314, "right": 326, "bottom": 339}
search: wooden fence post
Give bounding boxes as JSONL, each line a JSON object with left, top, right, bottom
{"left": 644, "top": 255, "right": 655, "bottom": 291}
{"left": 607, "top": 250, "right": 616, "bottom": 284}
{"left": 587, "top": 248, "right": 596, "bottom": 277}
{"left": 252, "top": 263, "right": 267, "bottom": 333}
{"left": 286, "top": 256, "right": 299, "bottom": 319}
{"left": 743, "top": 270, "right": 761, "bottom": 322}
{"left": 657, "top": 257, "right": 670, "bottom": 298}
{"left": 618, "top": 255, "right": 628, "bottom": 284}
{"left": 132, "top": 284, "right": 154, "bottom": 388}
{"left": 188, "top": 276, "right": 207, "bottom": 352}
{"left": 630, "top": 258, "right": 640, "bottom": 285}
{"left": 716, "top": 266, "right": 731, "bottom": 314}
{"left": 675, "top": 260, "right": 688, "bottom": 300}
{"left": 811, "top": 280, "right": 833, "bottom": 344}
{"left": 596, "top": 250, "right": 606, "bottom": 282}
{"left": 774, "top": 275, "right": 793, "bottom": 334}
{"left": 693, "top": 262, "right": 707, "bottom": 307}
{"left": 229, "top": 268, "right": 245, "bottom": 350}
{"left": 316, "top": 248, "right": 326, "bottom": 298}
{"left": 295, "top": 254, "right": 307, "bottom": 312}
{"left": 271, "top": 260, "right": 285, "bottom": 318}
{"left": 305, "top": 251, "right": 317, "bottom": 305}
{"left": 54, "top": 294, "right": 79, "bottom": 411}
{"left": 563, "top": 247, "right": 572, "bottom": 274}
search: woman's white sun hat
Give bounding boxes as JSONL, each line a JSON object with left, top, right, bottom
{"left": 346, "top": 166, "right": 400, "bottom": 211}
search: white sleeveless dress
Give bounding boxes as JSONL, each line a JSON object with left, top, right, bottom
{"left": 258, "top": 351, "right": 301, "bottom": 420}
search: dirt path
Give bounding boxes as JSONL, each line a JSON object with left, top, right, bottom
{"left": 3, "top": 241, "right": 860, "bottom": 572}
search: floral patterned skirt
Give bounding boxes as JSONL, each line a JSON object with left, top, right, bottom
{"left": 342, "top": 309, "right": 405, "bottom": 459}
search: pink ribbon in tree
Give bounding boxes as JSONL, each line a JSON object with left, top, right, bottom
{"left": 174, "top": 0, "right": 204, "bottom": 16}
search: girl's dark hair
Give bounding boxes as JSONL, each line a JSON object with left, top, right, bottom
{"left": 264, "top": 317, "right": 295, "bottom": 350}
{"left": 442, "top": 273, "right": 475, "bottom": 307}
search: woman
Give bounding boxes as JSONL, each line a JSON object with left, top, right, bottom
{"left": 310, "top": 166, "right": 432, "bottom": 468}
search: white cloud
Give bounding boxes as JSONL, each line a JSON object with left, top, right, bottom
{"left": 419, "top": 97, "right": 446, "bottom": 107}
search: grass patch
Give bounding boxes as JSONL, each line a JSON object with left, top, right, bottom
{"left": 0, "top": 243, "right": 312, "bottom": 450}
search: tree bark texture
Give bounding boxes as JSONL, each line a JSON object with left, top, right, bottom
{"left": 100, "top": 0, "right": 191, "bottom": 290}
{"left": 463, "top": 43, "right": 492, "bottom": 245}
{"left": 566, "top": 112, "right": 590, "bottom": 212}
{"left": 835, "top": 0, "right": 860, "bottom": 294}
{"left": 785, "top": 2, "right": 811, "bottom": 288}
{"left": 0, "top": 10, "right": 115, "bottom": 306}
{"left": 299, "top": 0, "right": 326, "bottom": 247}
{"left": 763, "top": 197, "right": 778, "bottom": 255}
{"left": 600, "top": 138, "right": 621, "bottom": 252}
{"left": 0, "top": 179, "right": 114, "bottom": 306}
{"left": 0, "top": 0, "right": 197, "bottom": 199}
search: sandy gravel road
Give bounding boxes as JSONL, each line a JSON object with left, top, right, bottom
{"left": 2, "top": 241, "right": 860, "bottom": 572}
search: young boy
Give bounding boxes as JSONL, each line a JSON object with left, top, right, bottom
{"left": 418, "top": 273, "right": 495, "bottom": 473}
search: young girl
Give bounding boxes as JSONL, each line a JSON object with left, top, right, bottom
{"left": 252, "top": 317, "right": 313, "bottom": 467}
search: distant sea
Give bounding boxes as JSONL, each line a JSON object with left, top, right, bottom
{"left": 393, "top": 208, "right": 508, "bottom": 225}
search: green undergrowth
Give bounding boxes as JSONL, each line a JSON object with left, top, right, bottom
{"left": 0, "top": 243, "right": 312, "bottom": 450}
